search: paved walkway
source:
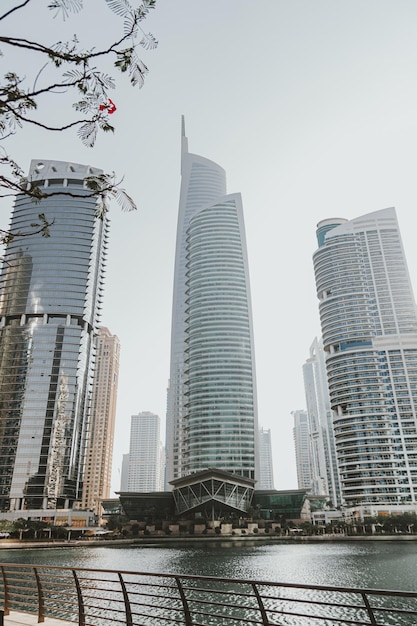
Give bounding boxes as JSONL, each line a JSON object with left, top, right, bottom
{"left": 4, "top": 612, "right": 74, "bottom": 626}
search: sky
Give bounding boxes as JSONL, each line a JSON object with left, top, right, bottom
{"left": 3, "top": 0, "right": 417, "bottom": 494}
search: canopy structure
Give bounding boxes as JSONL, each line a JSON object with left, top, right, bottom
{"left": 171, "top": 468, "right": 255, "bottom": 516}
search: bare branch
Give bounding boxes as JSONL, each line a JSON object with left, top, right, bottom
{"left": 0, "top": 213, "right": 53, "bottom": 245}
{"left": 0, "top": 99, "right": 101, "bottom": 133}
{"left": 0, "top": 15, "right": 140, "bottom": 64}
{"left": 0, "top": 0, "right": 32, "bottom": 22}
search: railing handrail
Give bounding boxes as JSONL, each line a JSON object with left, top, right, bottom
{"left": 1, "top": 561, "right": 416, "bottom": 599}
{"left": 1, "top": 562, "right": 417, "bottom": 626}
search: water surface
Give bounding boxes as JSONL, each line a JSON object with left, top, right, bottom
{"left": 0, "top": 540, "right": 416, "bottom": 591}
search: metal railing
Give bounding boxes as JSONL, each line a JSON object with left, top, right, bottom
{"left": 1, "top": 562, "right": 417, "bottom": 625}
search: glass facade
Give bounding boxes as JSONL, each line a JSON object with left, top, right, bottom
{"left": 166, "top": 118, "right": 258, "bottom": 485}
{"left": 0, "top": 160, "right": 107, "bottom": 512}
{"left": 184, "top": 197, "right": 257, "bottom": 479}
{"left": 252, "top": 491, "right": 308, "bottom": 519}
{"left": 313, "top": 208, "right": 417, "bottom": 508}
{"left": 166, "top": 121, "right": 227, "bottom": 485}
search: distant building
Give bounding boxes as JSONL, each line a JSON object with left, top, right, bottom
{"left": 292, "top": 410, "right": 312, "bottom": 491}
{"left": 313, "top": 208, "right": 417, "bottom": 515}
{"left": 82, "top": 327, "right": 120, "bottom": 515}
{"left": 127, "top": 412, "right": 162, "bottom": 492}
{"left": 120, "top": 454, "right": 130, "bottom": 492}
{"left": 303, "top": 337, "right": 341, "bottom": 507}
{"left": 258, "top": 428, "right": 274, "bottom": 489}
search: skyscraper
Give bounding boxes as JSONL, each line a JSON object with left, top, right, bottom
{"left": 127, "top": 412, "right": 162, "bottom": 492}
{"left": 82, "top": 327, "right": 120, "bottom": 515}
{"left": 313, "top": 207, "right": 417, "bottom": 513}
{"left": 303, "top": 337, "right": 341, "bottom": 507}
{"left": 166, "top": 119, "right": 258, "bottom": 511}
{"left": 0, "top": 159, "right": 108, "bottom": 512}
{"left": 292, "top": 410, "right": 312, "bottom": 491}
{"left": 258, "top": 427, "right": 274, "bottom": 489}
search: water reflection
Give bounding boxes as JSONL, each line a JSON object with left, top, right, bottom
{"left": 0, "top": 540, "right": 416, "bottom": 592}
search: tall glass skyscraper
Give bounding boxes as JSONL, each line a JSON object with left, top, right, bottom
{"left": 313, "top": 207, "right": 417, "bottom": 513}
{"left": 0, "top": 159, "right": 108, "bottom": 512}
{"left": 166, "top": 119, "right": 258, "bottom": 491}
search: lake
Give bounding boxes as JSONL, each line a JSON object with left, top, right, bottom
{"left": 0, "top": 539, "right": 416, "bottom": 592}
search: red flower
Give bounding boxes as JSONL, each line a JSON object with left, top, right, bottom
{"left": 99, "top": 98, "right": 117, "bottom": 114}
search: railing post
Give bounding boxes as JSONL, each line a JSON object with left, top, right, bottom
{"left": 0, "top": 567, "right": 9, "bottom": 616}
{"left": 33, "top": 567, "right": 45, "bottom": 623}
{"left": 252, "top": 583, "right": 270, "bottom": 626}
{"left": 175, "top": 577, "right": 193, "bottom": 626}
{"left": 72, "top": 569, "right": 85, "bottom": 626}
{"left": 118, "top": 573, "right": 132, "bottom": 626}
{"left": 361, "top": 592, "right": 377, "bottom": 626}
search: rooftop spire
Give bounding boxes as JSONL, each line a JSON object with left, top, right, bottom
{"left": 181, "top": 115, "right": 188, "bottom": 170}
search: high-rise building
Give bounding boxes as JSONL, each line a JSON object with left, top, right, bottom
{"left": 120, "top": 454, "right": 130, "bottom": 492}
{"left": 82, "top": 327, "right": 120, "bottom": 515}
{"left": 127, "top": 412, "right": 162, "bottom": 492}
{"left": 292, "top": 410, "right": 312, "bottom": 491}
{"left": 166, "top": 118, "right": 227, "bottom": 485}
{"left": 258, "top": 428, "right": 274, "bottom": 489}
{"left": 0, "top": 159, "right": 108, "bottom": 512}
{"left": 303, "top": 337, "right": 342, "bottom": 507}
{"left": 165, "top": 119, "right": 258, "bottom": 515}
{"left": 313, "top": 207, "right": 417, "bottom": 514}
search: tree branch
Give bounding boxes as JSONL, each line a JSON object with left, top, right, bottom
{"left": 0, "top": 99, "right": 101, "bottom": 132}
{"left": 0, "top": 0, "right": 157, "bottom": 228}
{"left": 0, "top": 20, "right": 137, "bottom": 64}
{"left": 0, "top": 0, "right": 32, "bottom": 22}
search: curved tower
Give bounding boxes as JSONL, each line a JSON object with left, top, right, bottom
{"left": 166, "top": 120, "right": 258, "bottom": 495}
{"left": 184, "top": 194, "right": 257, "bottom": 479}
{"left": 0, "top": 159, "right": 108, "bottom": 511}
{"left": 166, "top": 119, "right": 226, "bottom": 484}
{"left": 313, "top": 207, "right": 417, "bottom": 512}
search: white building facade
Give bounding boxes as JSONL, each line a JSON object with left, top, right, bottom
{"left": 258, "top": 428, "right": 274, "bottom": 489}
{"left": 292, "top": 410, "right": 312, "bottom": 491}
{"left": 313, "top": 208, "right": 417, "bottom": 515}
{"left": 303, "top": 337, "right": 342, "bottom": 507}
{"left": 127, "top": 412, "right": 162, "bottom": 492}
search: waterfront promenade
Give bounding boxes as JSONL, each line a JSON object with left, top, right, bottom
{"left": 2, "top": 532, "right": 417, "bottom": 551}
{"left": 5, "top": 612, "right": 71, "bottom": 626}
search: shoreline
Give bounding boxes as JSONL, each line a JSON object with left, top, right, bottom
{"left": 1, "top": 533, "right": 417, "bottom": 550}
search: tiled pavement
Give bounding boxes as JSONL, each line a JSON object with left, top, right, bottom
{"left": 4, "top": 612, "right": 74, "bottom": 626}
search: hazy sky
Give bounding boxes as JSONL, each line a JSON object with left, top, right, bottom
{"left": 4, "top": 1, "right": 417, "bottom": 494}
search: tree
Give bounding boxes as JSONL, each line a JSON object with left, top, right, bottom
{"left": 11, "top": 517, "right": 29, "bottom": 540}
{"left": 0, "top": 0, "right": 158, "bottom": 243}
{"left": 106, "top": 513, "right": 128, "bottom": 531}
